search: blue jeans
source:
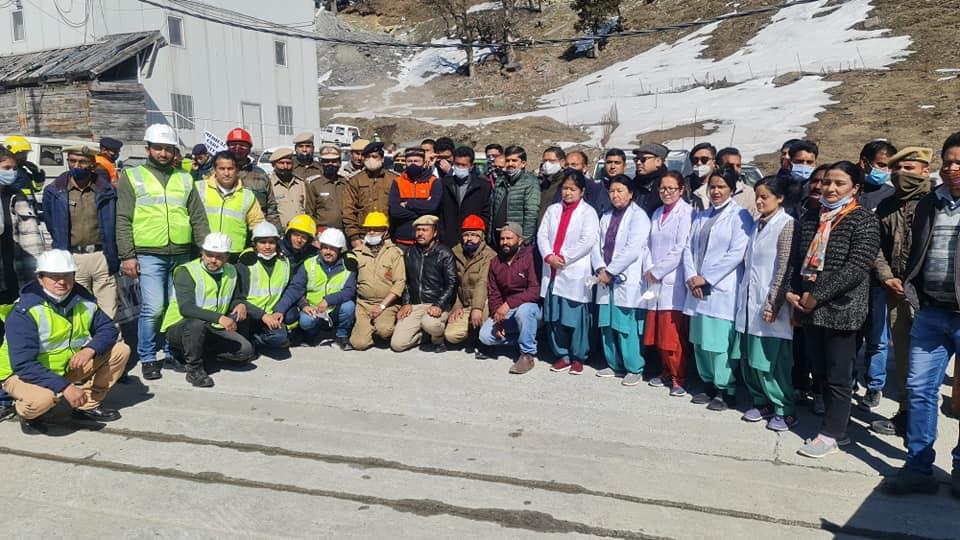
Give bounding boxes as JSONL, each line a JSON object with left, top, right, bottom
{"left": 904, "top": 307, "right": 960, "bottom": 474}
{"left": 137, "top": 253, "right": 190, "bottom": 364}
{"left": 478, "top": 303, "right": 541, "bottom": 355}
{"left": 299, "top": 300, "right": 356, "bottom": 338}
{"left": 250, "top": 308, "right": 299, "bottom": 349}
{"left": 864, "top": 285, "right": 890, "bottom": 391}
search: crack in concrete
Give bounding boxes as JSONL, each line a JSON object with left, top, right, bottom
{"left": 4, "top": 423, "right": 949, "bottom": 540}
{"left": 0, "top": 445, "right": 667, "bottom": 539}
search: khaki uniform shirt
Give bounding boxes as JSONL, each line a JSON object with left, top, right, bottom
{"left": 353, "top": 240, "right": 406, "bottom": 303}
{"left": 342, "top": 168, "right": 397, "bottom": 240}
{"left": 305, "top": 174, "right": 348, "bottom": 229}
{"left": 271, "top": 173, "right": 307, "bottom": 229}
{"left": 68, "top": 178, "right": 100, "bottom": 247}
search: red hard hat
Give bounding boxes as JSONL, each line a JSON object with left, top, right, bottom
{"left": 226, "top": 128, "right": 253, "bottom": 146}
{"left": 461, "top": 214, "right": 486, "bottom": 232}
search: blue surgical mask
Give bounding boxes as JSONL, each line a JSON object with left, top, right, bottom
{"left": 463, "top": 241, "right": 480, "bottom": 254}
{"left": 0, "top": 169, "right": 16, "bottom": 186}
{"left": 70, "top": 167, "right": 91, "bottom": 180}
{"left": 819, "top": 195, "right": 852, "bottom": 210}
{"left": 866, "top": 168, "right": 890, "bottom": 186}
{"left": 453, "top": 166, "right": 470, "bottom": 180}
{"left": 791, "top": 164, "right": 814, "bottom": 181}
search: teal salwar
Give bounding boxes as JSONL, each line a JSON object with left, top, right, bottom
{"left": 689, "top": 314, "right": 737, "bottom": 395}
{"left": 736, "top": 333, "right": 796, "bottom": 416}
{"left": 598, "top": 302, "right": 645, "bottom": 373}
{"left": 543, "top": 283, "right": 590, "bottom": 360}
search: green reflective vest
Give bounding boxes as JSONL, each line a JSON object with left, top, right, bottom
{"left": 303, "top": 256, "right": 351, "bottom": 309}
{"left": 0, "top": 299, "right": 97, "bottom": 381}
{"left": 160, "top": 259, "right": 238, "bottom": 332}
{"left": 245, "top": 257, "right": 291, "bottom": 313}
{"left": 128, "top": 165, "right": 194, "bottom": 249}
{"left": 199, "top": 182, "right": 256, "bottom": 254}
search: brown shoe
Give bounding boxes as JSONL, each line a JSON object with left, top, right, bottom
{"left": 510, "top": 353, "right": 536, "bottom": 374}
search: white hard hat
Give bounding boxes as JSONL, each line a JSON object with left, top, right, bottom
{"left": 201, "top": 232, "right": 233, "bottom": 253}
{"left": 317, "top": 227, "right": 346, "bottom": 250}
{"left": 252, "top": 222, "right": 280, "bottom": 240}
{"left": 35, "top": 250, "right": 78, "bottom": 274}
{"left": 144, "top": 123, "right": 179, "bottom": 146}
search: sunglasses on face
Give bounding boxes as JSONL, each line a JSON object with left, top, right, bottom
{"left": 635, "top": 155, "right": 656, "bottom": 163}
{"left": 691, "top": 156, "right": 713, "bottom": 165}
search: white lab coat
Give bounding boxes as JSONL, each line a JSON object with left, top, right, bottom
{"left": 537, "top": 200, "right": 600, "bottom": 304}
{"left": 591, "top": 202, "right": 651, "bottom": 309}
{"left": 644, "top": 199, "right": 693, "bottom": 311}
{"left": 735, "top": 208, "right": 794, "bottom": 340}
{"left": 682, "top": 200, "right": 754, "bottom": 321}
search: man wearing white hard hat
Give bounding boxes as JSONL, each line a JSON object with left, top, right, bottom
{"left": 160, "top": 233, "right": 254, "bottom": 387}
{"left": 0, "top": 250, "right": 130, "bottom": 434}
{"left": 238, "top": 222, "right": 306, "bottom": 357}
{"left": 115, "top": 124, "right": 210, "bottom": 382}
{"left": 299, "top": 227, "right": 356, "bottom": 351}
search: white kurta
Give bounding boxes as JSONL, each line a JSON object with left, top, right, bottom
{"left": 735, "top": 208, "right": 795, "bottom": 340}
{"left": 537, "top": 200, "right": 600, "bottom": 304}
{"left": 645, "top": 199, "right": 693, "bottom": 311}
{"left": 591, "top": 202, "right": 651, "bottom": 309}
{"left": 681, "top": 200, "right": 754, "bottom": 321}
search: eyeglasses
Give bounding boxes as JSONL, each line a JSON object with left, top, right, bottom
{"left": 635, "top": 155, "right": 656, "bottom": 163}
{"left": 691, "top": 156, "right": 713, "bottom": 165}
{"left": 659, "top": 187, "right": 681, "bottom": 193}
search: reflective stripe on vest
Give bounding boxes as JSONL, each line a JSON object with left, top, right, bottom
{"left": 128, "top": 166, "right": 194, "bottom": 248}
{"left": 396, "top": 174, "right": 437, "bottom": 200}
{"left": 199, "top": 183, "right": 255, "bottom": 254}
{"left": 246, "top": 257, "right": 291, "bottom": 312}
{"left": 160, "top": 259, "right": 238, "bottom": 332}
{"left": 0, "top": 299, "right": 97, "bottom": 381}
{"left": 303, "top": 257, "right": 351, "bottom": 308}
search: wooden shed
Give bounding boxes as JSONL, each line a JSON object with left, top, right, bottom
{"left": 0, "top": 31, "right": 166, "bottom": 144}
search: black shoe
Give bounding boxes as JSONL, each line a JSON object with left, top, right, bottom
{"left": 336, "top": 337, "right": 354, "bottom": 351}
{"left": 163, "top": 355, "right": 188, "bottom": 373}
{"left": 116, "top": 373, "right": 132, "bottom": 384}
{"left": 706, "top": 395, "right": 729, "bottom": 411}
{"left": 186, "top": 369, "right": 214, "bottom": 388}
{"left": 0, "top": 404, "right": 14, "bottom": 423}
{"left": 141, "top": 361, "right": 162, "bottom": 380}
{"left": 871, "top": 410, "right": 907, "bottom": 437}
{"left": 71, "top": 407, "right": 121, "bottom": 423}
{"left": 861, "top": 389, "right": 882, "bottom": 409}
{"left": 475, "top": 350, "right": 495, "bottom": 360}
{"left": 20, "top": 418, "right": 49, "bottom": 435}
{"left": 691, "top": 392, "right": 712, "bottom": 405}
{"left": 433, "top": 342, "right": 447, "bottom": 354}
{"left": 881, "top": 468, "right": 939, "bottom": 495}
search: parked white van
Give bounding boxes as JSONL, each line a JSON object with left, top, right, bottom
{"left": 319, "top": 124, "right": 360, "bottom": 145}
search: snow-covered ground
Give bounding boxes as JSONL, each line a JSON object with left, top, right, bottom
{"left": 387, "top": 38, "right": 494, "bottom": 94}
{"left": 340, "top": 0, "right": 911, "bottom": 159}
{"left": 467, "top": 1, "right": 502, "bottom": 14}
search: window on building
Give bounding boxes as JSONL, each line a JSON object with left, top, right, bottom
{"left": 167, "top": 16, "right": 184, "bottom": 47}
{"left": 171, "top": 93, "right": 195, "bottom": 130}
{"left": 274, "top": 40, "right": 287, "bottom": 67}
{"left": 277, "top": 105, "right": 294, "bottom": 136}
{"left": 12, "top": 10, "right": 25, "bottom": 42}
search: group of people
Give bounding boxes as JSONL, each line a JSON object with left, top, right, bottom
{"left": 0, "top": 124, "right": 957, "bottom": 499}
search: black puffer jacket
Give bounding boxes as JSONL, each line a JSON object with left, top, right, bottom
{"left": 402, "top": 242, "right": 458, "bottom": 310}
{"left": 792, "top": 205, "right": 880, "bottom": 331}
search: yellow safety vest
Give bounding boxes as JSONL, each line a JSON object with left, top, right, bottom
{"left": 0, "top": 299, "right": 97, "bottom": 381}
{"left": 128, "top": 166, "right": 194, "bottom": 248}
{"left": 303, "top": 256, "right": 352, "bottom": 309}
{"left": 160, "top": 259, "right": 238, "bottom": 332}
{"left": 199, "top": 182, "right": 256, "bottom": 254}
{"left": 245, "top": 257, "right": 291, "bottom": 313}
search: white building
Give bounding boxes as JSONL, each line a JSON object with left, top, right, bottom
{"left": 0, "top": 0, "right": 320, "bottom": 150}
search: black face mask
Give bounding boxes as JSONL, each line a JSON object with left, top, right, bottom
{"left": 296, "top": 152, "right": 313, "bottom": 164}
{"left": 276, "top": 170, "right": 293, "bottom": 181}
{"left": 322, "top": 164, "right": 339, "bottom": 178}
{"left": 405, "top": 164, "right": 428, "bottom": 180}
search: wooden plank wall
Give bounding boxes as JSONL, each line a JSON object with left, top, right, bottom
{"left": 90, "top": 80, "right": 146, "bottom": 143}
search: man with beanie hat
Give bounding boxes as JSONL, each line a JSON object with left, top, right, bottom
{"left": 96, "top": 137, "right": 123, "bottom": 184}
{"left": 190, "top": 143, "right": 213, "bottom": 181}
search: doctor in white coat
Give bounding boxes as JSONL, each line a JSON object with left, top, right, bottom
{"left": 537, "top": 170, "right": 600, "bottom": 375}
{"left": 683, "top": 167, "right": 754, "bottom": 411}
{"left": 592, "top": 176, "right": 651, "bottom": 386}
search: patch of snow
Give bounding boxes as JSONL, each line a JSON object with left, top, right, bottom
{"left": 935, "top": 68, "right": 960, "bottom": 73}
{"left": 327, "top": 83, "right": 376, "bottom": 91}
{"left": 919, "top": 105, "right": 936, "bottom": 109}
{"left": 938, "top": 76, "right": 957, "bottom": 82}
{"left": 388, "top": 38, "right": 493, "bottom": 94}
{"left": 318, "top": 70, "right": 332, "bottom": 85}
{"left": 467, "top": 2, "right": 502, "bottom": 14}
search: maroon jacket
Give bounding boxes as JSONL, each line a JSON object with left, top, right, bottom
{"left": 487, "top": 244, "right": 541, "bottom": 313}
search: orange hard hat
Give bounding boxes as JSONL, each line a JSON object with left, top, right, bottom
{"left": 226, "top": 128, "right": 253, "bottom": 146}
{"left": 461, "top": 214, "right": 486, "bottom": 232}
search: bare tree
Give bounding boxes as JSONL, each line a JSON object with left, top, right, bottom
{"left": 425, "top": 0, "right": 481, "bottom": 76}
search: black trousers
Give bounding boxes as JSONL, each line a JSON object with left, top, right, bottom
{"left": 805, "top": 325, "right": 856, "bottom": 439}
{"left": 166, "top": 319, "right": 255, "bottom": 369}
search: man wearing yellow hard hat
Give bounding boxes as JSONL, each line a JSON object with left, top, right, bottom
{"left": 349, "top": 211, "right": 405, "bottom": 350}
{"left": 1, "top": 137, "right": 52, "bottom": 285}
{"left": 281, "top": 214, "right": 319, "bottom": 269}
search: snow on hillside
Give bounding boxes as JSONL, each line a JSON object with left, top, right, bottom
{"left": 337, "top": 0, "right": 910, "bottom": 160}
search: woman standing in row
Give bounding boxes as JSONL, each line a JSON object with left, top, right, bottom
{"left": 736, "top": 176, "right": 797, "bottom": 432}
{"left": 683, "top": 167, "right": 753, "bottom": 411}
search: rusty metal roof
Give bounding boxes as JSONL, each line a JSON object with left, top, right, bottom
{"left": 0, "top": 31, "right": 166, "bottom": 87}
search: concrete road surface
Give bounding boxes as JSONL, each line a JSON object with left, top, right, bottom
{"left": 2, "top": 345, "right": 957, "bottom": 539}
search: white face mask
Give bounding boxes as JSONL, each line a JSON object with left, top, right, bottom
{"left": 364, "top": 158, "right": 383, "bottom": 171}
{"left": 453, "top": 166, "right": 470, "bottom": 179}
{"left": 541, "top": 161, "right": 562, "bottom": 176}
{"left": 258, "top": 251, "right": 277, "bottom": 260}
{"left": 364, "top": 233, "right": 383, "bottom": 246}
{"left": 42, "top": 287, "right": 67, "bottom": 303}
{"left": 695, "top": 164, "right": 712, "bottom": 179}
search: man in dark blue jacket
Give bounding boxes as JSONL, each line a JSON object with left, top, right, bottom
{"left": 0, "top": 250, "right": 129, "bottom": 434}
{"left": 42, "top": 145, "right": 120, "bottom": 318}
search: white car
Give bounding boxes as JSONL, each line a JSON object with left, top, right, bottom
{"left": 319, "top": 124, "right": 360, "bottom": 145}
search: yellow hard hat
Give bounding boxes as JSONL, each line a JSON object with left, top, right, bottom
{"left": 286, "top": 214, "right": 317, "bottom": 237}
{"left": 4, "top": 135, "right": 31, "bottom": 154}
{"left": 361, "top": 211, "right": 389, "bottom": 229}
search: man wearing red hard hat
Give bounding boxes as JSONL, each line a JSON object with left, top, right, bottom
{"left": 225, "top": 128, "right": 280, "bottom": 228}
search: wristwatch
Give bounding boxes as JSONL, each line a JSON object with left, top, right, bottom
{"left": 379, "top": 304, "right": 387, "bottom": 310}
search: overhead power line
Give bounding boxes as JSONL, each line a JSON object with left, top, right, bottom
{"left": 136, "top": 0, "right": 842, "bottom": 50}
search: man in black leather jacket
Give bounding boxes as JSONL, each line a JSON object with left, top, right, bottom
{"left": 390, "top": 215, "right": 458, "bottom": 353}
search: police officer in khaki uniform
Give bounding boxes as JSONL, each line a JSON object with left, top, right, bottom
{"left": 268, "top": 147, "right": 306, "bottom": 229}
{"left": 292, "top": 132, "right": 322, "bottom": 181}
{"left": 349, "top": 211, "right": 406, "bottom": 350}
{"left": 305, "top": 146, "right": 349, "bottom": 230}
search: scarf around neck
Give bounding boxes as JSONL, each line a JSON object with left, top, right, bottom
{"left": 801, "top": 198, "right": 859, "bottom": 281}
{"left": 550, "top": 199, "right": 580, "bottom": 278}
